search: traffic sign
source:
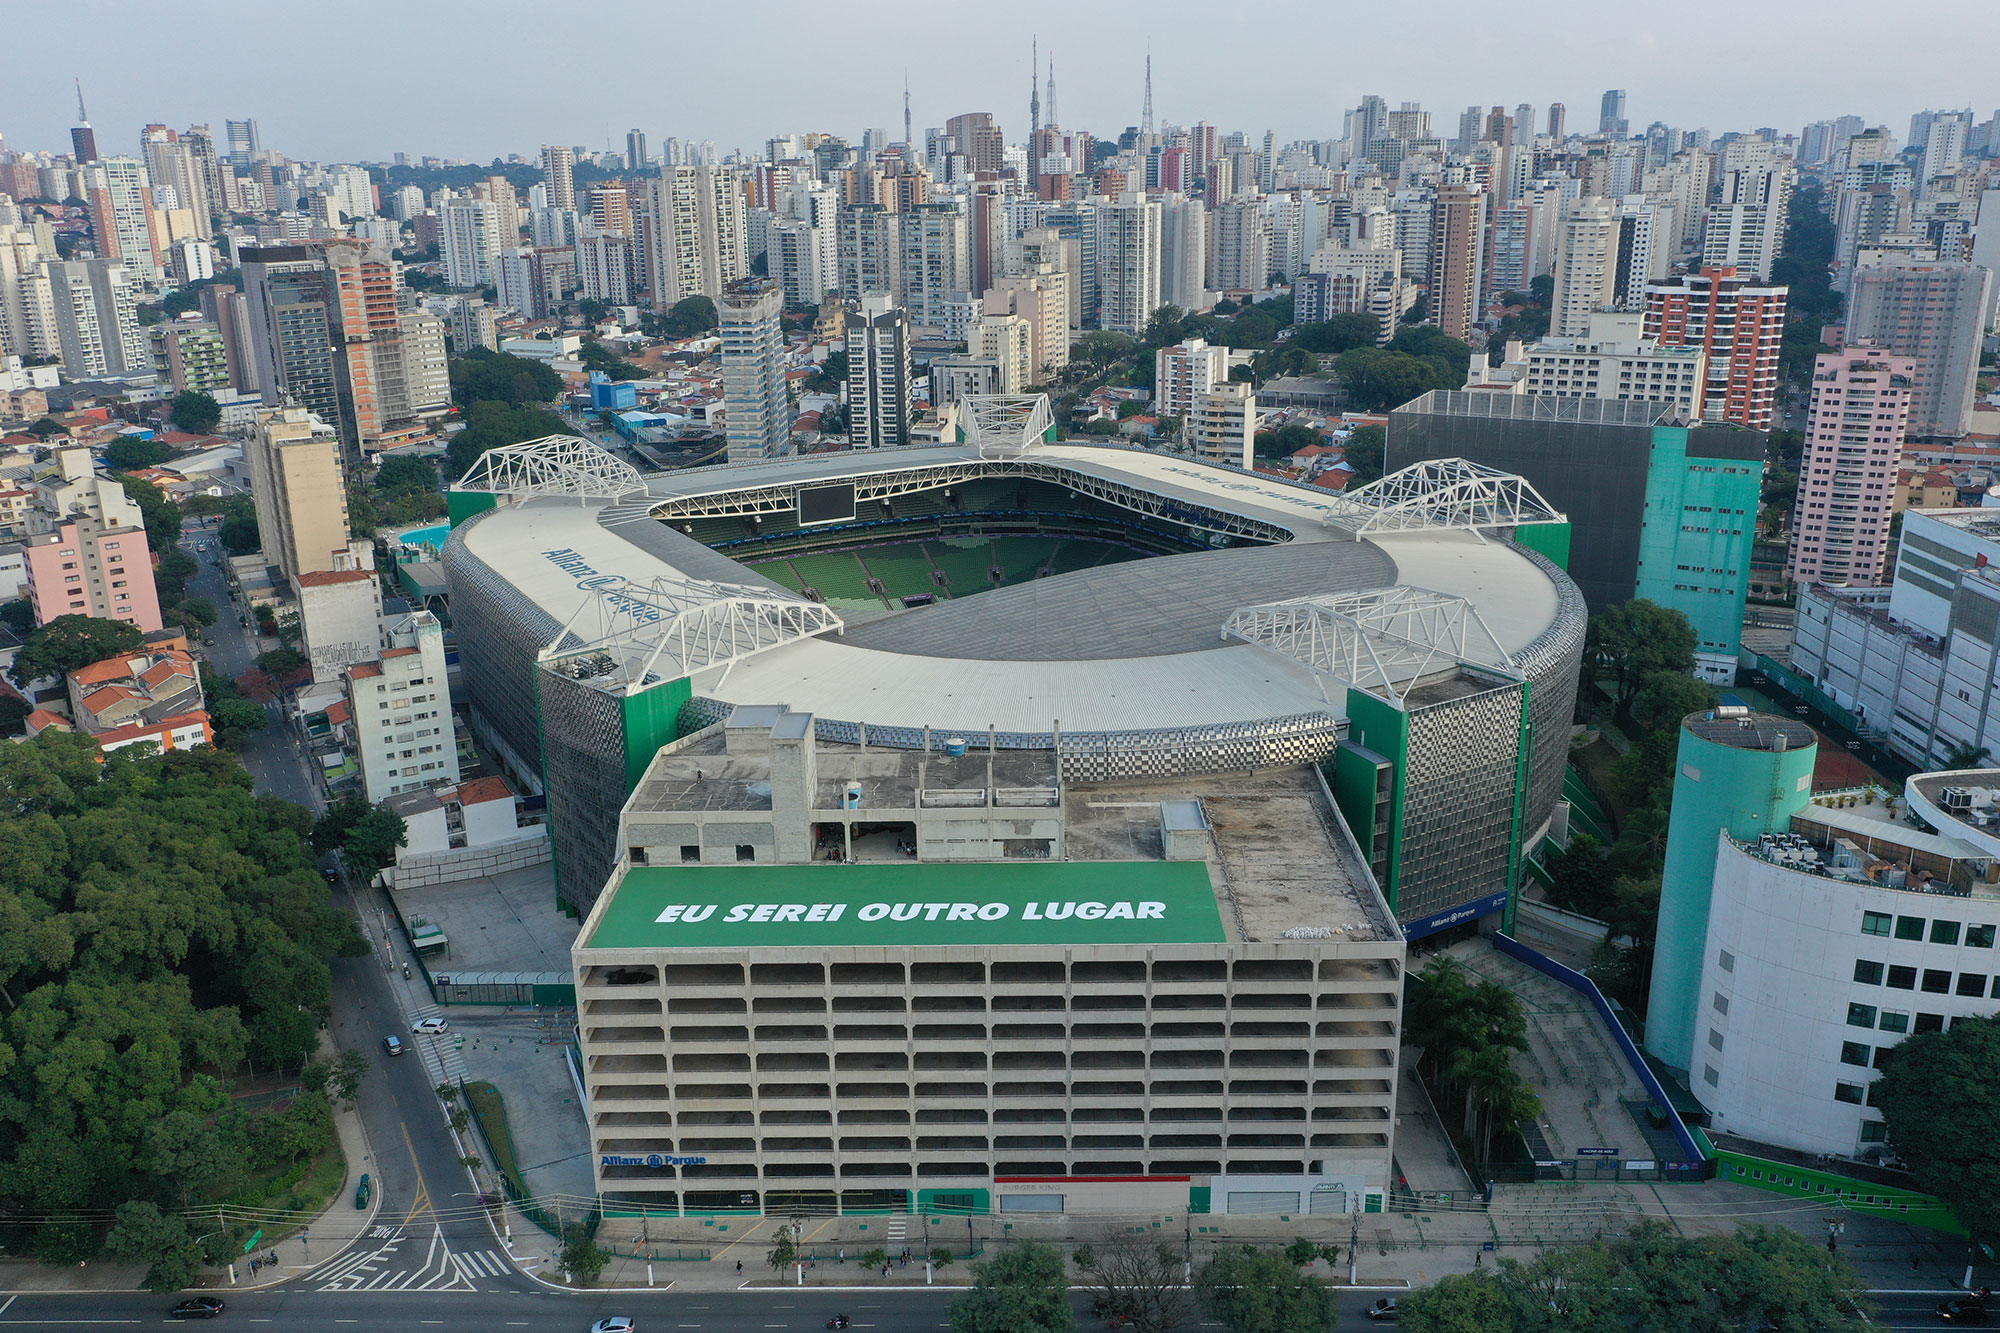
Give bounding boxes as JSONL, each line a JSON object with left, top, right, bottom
{"left": 242, "top": 1229, "right": 264, "bottom": 1253}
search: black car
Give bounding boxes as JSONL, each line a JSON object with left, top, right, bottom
{"left": 170, "top": 1297, "right": 225, "bottom": 1319}
{"left": 1938, "top": 1299, "right": 1988, "bottom": 1323}
{"left": 1367, "top": 1297, "right": 1399, "bottom": 1321}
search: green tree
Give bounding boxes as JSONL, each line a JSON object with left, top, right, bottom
{"left": 448, "top": 347, "right": 564, "bottom": 408}
{"left": 328, "top": 1048, "right": 370, "bottom": 1105}
{"left": 1290, "top": 314, "right": 1379, "bottom": 355}
{"left": 1072, "top": 331, "right": 1139, "bottom": 381}
{"left": 1399, "top": 1270, "right": 1526, "bottom": 1333}
{"left": 1139, "top": 303, "right": 1190, "bottom": 349}
{"left": 1585, "top": 600, "right": 1698, "bottom": 721}
{"left": 1193, "top": 1245, "right": 1332, "bottom": 1333}
{"left": 29, "top": 417, "right": 65, "bottom": 438}
{"left": 1342, "top": 424, "right": 1385, "bottom": 485}
{"left": 107, "top": 471, "right": 182, "bottom": 550}
{"left": 1873, "top": 1013, "right": 2000, "bottom": 1244}
{"left": 373, "top": 454, "right": 439, "bottom": 495}
{"left": 104, "top": 437, "right": 171, "bottom": 471}
{"left": 218, "top": 495, "right": 261, "bottom": 555}
{"left": 948, "top": 1239, "right": 1074, "bottom": 1333}
{"left": 809, "top": 349, "right": 848, "bottom": 394}
{"left": 559, "top": 1224, "right": 610, "bottom": 1283}
{"left": 169, "top": 390, "right": 223, "bottom": 435}
{"left": 1254, "top": 422, "right": 1326, "bottom": 460}
{"left": 767, "top": 1228, "right": 798, "bottom": 1273}
{"left": 1631, "top": 671, "right": 1718, "bottom": 732}
{"left": 172, "top": 596, "right": 218, "bottom": 629}
{"left": 0, "top": 598, "right": 31, "bottom": 632}
{"left": 256, "top": 647, "right": 309, "bottom": 677}
{"left": 1335, "top": 347, "right": 1449, "bottom": 412}
{"left": 202, "top": 668, "right": 269, "bottom": 747}
{"left": 648, "top": 294, "right": 718, "bottom": 340}
{"left": 107, "top": 1200, "right": 205, "bottom": 1292}
{"left": 314, "top": 795, "right": 409, "bottom": 875}
{"left": 10, "top": 614, "right": 146, "bottom": 686}
{"left": 579, "top": 339, "right": 646, "bottom": 380}
{"left": 444, "top": 400, "right": 570, "bottom": 480}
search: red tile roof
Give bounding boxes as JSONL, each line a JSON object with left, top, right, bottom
{"left": 454, "top": 776, "right": 515, "bottom": 806}
{"left": 348, "top": 663, "right": 383, "bottom": 679}
{"left": 295, "top": 569, "right": 375, "bottom": 587}
{"left": 381, "top": 647, "right": 418, "bottom": 659}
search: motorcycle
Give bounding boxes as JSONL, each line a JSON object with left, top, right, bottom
{"left": 826, "top": 1319, "right": 851, "bottom": 1330}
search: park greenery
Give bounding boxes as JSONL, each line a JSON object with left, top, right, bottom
{"left": 441, "top": 346, "right": 568, "bottom": 480}
{"left": 578, "top": 339, "right": 647, "bottom": 381}
{"left": 311, "top": 793, "right": 409, "bottom": 877}
{"left": 0, "top": 734, "right": 368, "bottom": 1274}
{"left": 1404, "top": 956, "right": 1541, "bottom": 1171}
{"left": 103, "top": 436, "right": 173, "bottom": 472}
{"left": 642, "top": 294, "right": 719, "bottom": 341}
{"left": 1397, "top": 1222, "right": 1867, "bottom": 1333}
{"left": 1872, "top": 1013, "right": 2000, "bottom": 1246}
{"left": 8, "top": 613, "right": 145, "bottom": 687}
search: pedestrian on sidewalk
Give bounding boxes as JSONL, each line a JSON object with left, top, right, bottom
{"left": 838, "top": 1248, "right": 845, "bottom": 1264}
{"left": 736, "top": 1260, "right": 743, "bottom": 1275}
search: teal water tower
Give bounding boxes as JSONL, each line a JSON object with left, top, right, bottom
{"left": 1644, "top": 709, "right": 1818, "bottom": 1073}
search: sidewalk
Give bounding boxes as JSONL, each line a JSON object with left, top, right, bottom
{"left": 194, "top": 1091, "right": 383, "bottom": 1291}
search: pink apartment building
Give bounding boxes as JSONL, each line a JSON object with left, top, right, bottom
{"left": 1786, "top": 347, "right": 1918, "bottom": 588}
{"left": 19, "top": 515, "right": 163, "bottom": 633}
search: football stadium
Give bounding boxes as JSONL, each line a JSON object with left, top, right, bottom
{"left": 440, "top": 398, "right": 1588, "bottom": 1217}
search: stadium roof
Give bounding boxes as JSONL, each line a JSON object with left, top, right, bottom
{"left": 450, "top": 437, "right": 1577, "bottom": 737}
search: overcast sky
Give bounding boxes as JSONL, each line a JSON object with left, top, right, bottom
{"left": 10, "top": 0, "right": 1999, "bottom": 165}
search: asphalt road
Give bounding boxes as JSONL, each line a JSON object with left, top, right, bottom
{"left": 1869, "top": 1290, "right": 1979, "bottom": 1329}
{"left": 0, "top": 1286, "right": 1417, "bottom": 1329}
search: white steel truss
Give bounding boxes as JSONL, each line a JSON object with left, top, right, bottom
{"left": 540, "top": 576, "right": 843, "bottom": 693}
{"left": 960, "top": 394, "right": 1055, "bottom": 458}
{"left": 453, "top": 435, "right": 646, "bottom": 501}
{"left": 1222, "top": 587, "right": 1518, "bottom": 703}
{"left": 1319, "top": 457, "right": 1565, "bottom": 537}
{"left": 639, "top": 458, "right": 1292, "bottom": 544}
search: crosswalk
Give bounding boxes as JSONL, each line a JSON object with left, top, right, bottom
{"left": 310, "top": 1223, "right": 516, "bottom": 1291}
{"left": 408, "top": 1004, "right": 468, "bottom": 1085}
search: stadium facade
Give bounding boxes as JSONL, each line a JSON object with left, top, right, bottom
{"left": 439, "top": 408, "right": 1590, "bottom": 1217}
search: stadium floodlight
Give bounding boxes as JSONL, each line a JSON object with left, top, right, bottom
{"left": 959, "top": 394, "right": 1055, "bottom": 459}
{"left": 541, "top": 575, "right": 844, "bottom": 694}
{"left": 1222, "top": 586, "right": 1518, "bottom": 704}
{"left": 1318, "top": 457, "right": 1565, "bottom": 538}
{"left": 452, "top": 435, "right": 647, "bottom": 503}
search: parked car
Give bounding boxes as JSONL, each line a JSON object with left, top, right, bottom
{"left": 169, "top": 1297, "right": 225, "bottom": 1319}
{"left": 412, "top": 1017, "right": 449, "bottom": 1035}
{"left": 355, "top": 1173, "right": 371, "bottom": 1208}
{"left": 1367, "top": 1298, "right": 1399, "bottom": 1321}
{"left": 1938, "top": 1300, "right": 1989, "bottom": 1323}
{"left": 382, "top": 1034, "right": 404, "bottom": 1057}
{"left": 591, "top": 1319, "right": 636, "bottom": 1333}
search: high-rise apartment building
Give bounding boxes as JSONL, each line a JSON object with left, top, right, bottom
{"left": 43, "top": 259, "right": 147, "bottom": 377}
{"left": 0, "top": 216, "right": 58, "bottom": 363}
{"left": 1094, "top": 196, "right": 1161, "bottom": 336}
{"left": 1154, "top": 338, "right": 1230, "bottom": 423}
{"left": 323, "top": 240, "right": 452, "bottom": 452}
{"left": 1703, "top": 159, "right": 1792, "bottom": 282}
{"left": 19, "top": 514, "right": 161, "bottom": 633}
{"left": 82, "top": 158, "right": 159, "bottom": 288}
{"left": 245, "top": 406, "right": 350, "bottom": 585}
{"left": 844, "top": 295, "right": 911, "bottom": 448}
{"left": 835, "top": 205, "right": 902, "bottom": 302}
{"left": 1209, "top": 199, "right": 1271, "bottom": 294}
{"left": 440, "top": 198, "right": 502, "bottom": 289}
{"left": 1642, "top": 267, "right": 1788, "bottom": 430}
{"left": 1845, "top": 259, "right": 1995, "bottom": 438}
{"left": 943, "top": 113, "right": 1006, "bottom": 175}
{"left": 1547, "top": 103, "right": 1566, "bottom": 141}
{"left": 240, "top": 245, "right": 342, "bottom": 430}
{"left": 767, "top": 215, "right": 833, "bottom": 309}
{"left": 984, "top": 269, "right": 1069, "bottom": 381}
{"left": 348, "top": 611, "right": 459, "bottom": 803}
{"left": 646, "top": 166, "right": 748, "bottom": 308}
{"left": 897, "top": 203, "right": 968, "bottom": 329}
{"left": 1549, "top": 197, "right": 1620, "bottom": 336}
{"left": 540, "top": 144, "right": 577, "bottom": 212}
{"left": 718, "top": 277, "right": 788, "bottom": 460}
{"left": 625, "top": 130, "right": 649, "bottom": 172}
{"left": 966, "top": 310, "right": 1032, "bottom": 394}
{"left": 1427, "top": 183, "right": 1487, "bottom": 343}
{"left": 1187, "top": 380, "right": 1255, "bottom": 469}
{"left": 160, "top": 320, "right": 232, "bottom": 394}
{"left": 1158, "top": 196, "right": 1210, "bottom": 313}
{"left": 1786, "top": 349, "right": 1918, "bottom": 588}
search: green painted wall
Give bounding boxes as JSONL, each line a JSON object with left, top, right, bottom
{"left": 1697, "top": 1131, "right": 1965, "bottom": 1235}
{"left": 1634, "top": 425, "right": 1761, "bottom": 670}
{"left": 447, "top": 489, "right": 500, "bottom": 527}
{"left": 1646, "top": 716, "right": 1818, "bottom": 1070}
{"left": 1340, "top": 689, "right": 1410, "bottom": 908}
{"left": 1514, "top": 521, "right": 1572, "bottom": 570}
{"left": 621, "top": 676, "right": 693, "bottom": 792}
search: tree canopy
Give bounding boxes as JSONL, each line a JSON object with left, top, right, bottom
{"left": 169, "top": 390, "right": 222, "bottom": 436}
{"left": 1872, "top": 1013, "right": 2000, "bottom": 1243}
{"left": 10, "top": 614, "right": 146, "bottom": 686}
{"left": 1398, "top": 1222, "right": 1867, "bottom": 1333}
{"left": 447, "top": 347, "right": 563, "bottom": 409}
{"left": 104, "top": 437, "right": 172, "bottom": 472}
{"left": 1586, "top": 600, "right": 1697, "bottom": 720}
{"left": 444, "top": 400, "right": 570, "bottom": 480}
{"left": 1291, "top": 314, "right": 1380, "bottom": 355}
{"left": 0, "top": 736, "right": 366, "bottom": 1262}
{"left": 1194, "top": 1244, "right": 1334, "bottom": 1333}
{"left": 947, "top": 1240, "right": 1074, "bottom": 1333}
{"left": 1404, "top": 956, "right": 1540, "bottom": 1168}
{"left": 1342, "top": 424, "right": 1386, "bottom": 485}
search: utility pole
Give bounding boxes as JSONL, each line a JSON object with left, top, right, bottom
{"left": 1183, "top": 1212, "right": 1193, "bottom": 1284}
{"left": 1349, "top": 1211, "right": 1361, "bottom": 1286}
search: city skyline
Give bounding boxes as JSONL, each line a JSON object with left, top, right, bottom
{"left": 8, "top": 0, "right": 1999, "bottom": 164}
